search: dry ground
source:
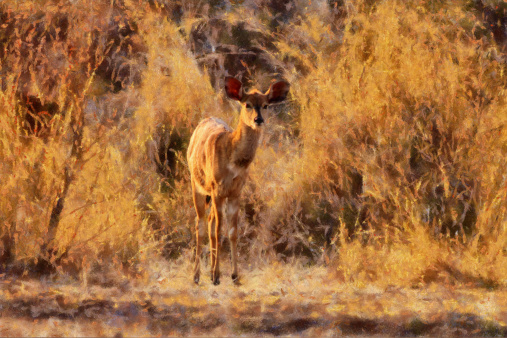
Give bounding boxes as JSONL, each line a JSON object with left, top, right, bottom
{"left": 0, "top": 257, "right": 506, "bottom": 337}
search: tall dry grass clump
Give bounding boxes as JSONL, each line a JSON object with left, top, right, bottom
{"left": 1, "top": 0, "right": 507, "bottom": 289}
{"left": 274, "top": 0, "right": 507, "bottom": 285}
{"left": 133, "top": 10, "right": 228, "bottom": 258}
{"left": 0, "top": 0, "right": 152, "bottom": 273}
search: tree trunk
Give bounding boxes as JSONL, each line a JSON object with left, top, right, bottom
{"left": 37, "top": 104, "right": 84, "bottom": 273}
{"left": 0, "top": 227, "right": 14, "bottom": 269}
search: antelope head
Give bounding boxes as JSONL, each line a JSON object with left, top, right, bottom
{"left": 225, "top": 77, "right": 290, "bottom": 130}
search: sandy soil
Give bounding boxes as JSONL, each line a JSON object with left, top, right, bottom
{"left": 0, "top": 259, "right": 506, "bottom": 337}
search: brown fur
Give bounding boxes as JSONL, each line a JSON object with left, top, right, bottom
{"left": 187, "top": 77, "right": 289, "bottom": 285}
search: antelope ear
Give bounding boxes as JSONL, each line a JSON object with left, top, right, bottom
{"left": 225, "top": 77, "right": 243, "bottom": 101}
{"left": 267, "top": 81, "right": 290, "bottom": 104}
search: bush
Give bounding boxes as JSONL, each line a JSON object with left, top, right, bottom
{"left": 1, "top": 0, "right": 507, "bottom": 288}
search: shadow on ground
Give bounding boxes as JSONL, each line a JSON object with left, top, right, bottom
{"left": 0, "top": 271, "right": 506, "bottom": 337}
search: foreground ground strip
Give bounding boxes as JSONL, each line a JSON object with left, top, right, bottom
{"left": 0, "top": 261, "right": 506, "bottom": 337}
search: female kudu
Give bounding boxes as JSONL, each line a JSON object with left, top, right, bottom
{"left": 187, "top": 77, "right": 290, "bottom": 285}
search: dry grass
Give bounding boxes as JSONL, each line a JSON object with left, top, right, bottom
{"left": 1, "top": 0, "right": 507, "bottom": 335}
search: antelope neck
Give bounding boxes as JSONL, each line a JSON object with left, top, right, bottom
{"left": 229, "top": 116, "right": 261, "bottom": 168}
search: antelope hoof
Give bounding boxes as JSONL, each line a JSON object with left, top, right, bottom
{"left": 211, "top": 273, "right": 220, "bottom": 285}
{"left": 231, "top": 273, "right": 238, "bottom": 282}
{"left": 194, "top": 274, "right": 200, "bottom": 284}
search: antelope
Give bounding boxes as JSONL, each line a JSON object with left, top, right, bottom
{"left": 187, "top": 77, "right": 290, "bottom": 285}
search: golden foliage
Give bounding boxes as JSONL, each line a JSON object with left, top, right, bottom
{"left": 0, "top": 0, "right": 506, "bottom": 292}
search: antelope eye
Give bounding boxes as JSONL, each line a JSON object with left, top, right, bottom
{"left": 246, "top": 103, "right": 252, "bottom": 109}
{"left": 262, "top": 104, "right": 268, "bottom": 109}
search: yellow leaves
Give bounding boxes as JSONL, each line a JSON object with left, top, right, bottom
{"left": 336, "top": 224, "right": 442, "bottom": 287}
{"left": 443, "top": 174, "right": 451, "bottom": 199}
{"left": 327, "top": 304, "right": 346, "bottom": 313}
{"left": 322, "top": 295, "right": 333, "bottom": 305}
{"left": 416, "top": 5, "right": 427, "bottom": 14}
{"left": 243, "top": 293, "right": 260, "bottom": 303}
{"left": 161, "top": 294, "right": 207, "bottom": 308}
{"left": 263, "top": 295, "right": 281, "bottom": 306}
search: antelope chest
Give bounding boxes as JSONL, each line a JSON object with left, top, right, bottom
{"left": 227, "top": 163, "right": 245, "bottom": 180}
{"left": 215, "top": 163, "right": 247, "bottom": 197}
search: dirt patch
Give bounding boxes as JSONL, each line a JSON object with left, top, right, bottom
{"left": 0, "top": 263, "right": 506, "bottom": 336}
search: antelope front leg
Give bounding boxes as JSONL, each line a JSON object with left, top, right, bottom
{"left": 207, "top": 207, "right": 216, "bottom": 281}
{"left": 191, "top": 181, "right": 207, "bottom": 284}
{"left": 193, "top": 215, "right": 206, "bottom": 284}
{"left": 227, "top": 198, "right": 240, "bottom": 282}
{"left": 210, "top": 194, "right": 224, "bottom": 285}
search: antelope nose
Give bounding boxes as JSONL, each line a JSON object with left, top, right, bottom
{"left": 254, "top": 116, "right": 264, "bottom": 125}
